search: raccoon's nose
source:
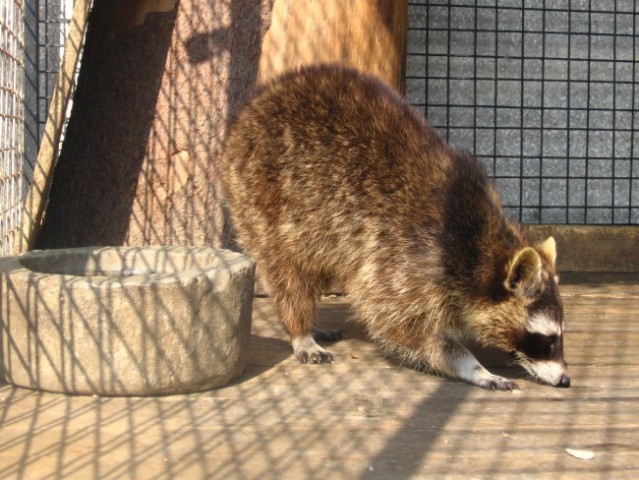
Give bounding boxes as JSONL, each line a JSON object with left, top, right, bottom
{"left": 557, "top": 373, "right": 571, "bottom": 388}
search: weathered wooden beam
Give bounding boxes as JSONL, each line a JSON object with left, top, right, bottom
{"left": 258, "top": 0, "right": 408, "bottom": 93}
{"left": 526, "top": 225, "right": 639, "bottom": 273}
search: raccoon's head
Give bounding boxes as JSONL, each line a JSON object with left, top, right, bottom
{"left": 504, "top": 237, "right": 570, "bottom": 388}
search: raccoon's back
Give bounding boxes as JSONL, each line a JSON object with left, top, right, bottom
{"left": 221, "top": 65, "right": 448, "bottom": 250}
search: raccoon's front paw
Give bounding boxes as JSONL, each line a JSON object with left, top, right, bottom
{"left": 292, "top": 335, "right": 334, "bottom": 364}
{"left": 476, "top": 374, "right": 519, "bottom": 391}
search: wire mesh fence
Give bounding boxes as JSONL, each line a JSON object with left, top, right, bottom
{"left": 0, "top": 0, "right": 25, "bottom": 256}
{"left": 407, "top": 0, "right": 638, "bottom": 225}
{"left": 0, "top": 0, "right": 75, "bottom": 256}
{"left": 23, "top": 0, "right": 76, "bottom": 189}
{"left": 3, "top": 1, "right": 638, "bottom": 259}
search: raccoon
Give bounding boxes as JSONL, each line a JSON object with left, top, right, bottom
{"left": 221, "top": 64, "right": 570, "bottom": 390}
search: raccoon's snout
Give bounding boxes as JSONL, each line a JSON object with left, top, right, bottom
{"left": 520, "top": 359, "right": 570, "bottom": 388}
{"left": 557, "top": 373, "right": 571, "bottom": 388}
{"left": 515, "top": 322, "right": 569, "bottom": 387}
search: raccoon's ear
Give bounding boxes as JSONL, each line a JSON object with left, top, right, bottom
{"left": 537, "top": 236, "right": 557, "bottom": 267}
{"left": 505, "top": 247, "right": 543, "bottom": 297}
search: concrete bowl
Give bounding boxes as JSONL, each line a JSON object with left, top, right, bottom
{"left": 0, "top": 246, "right": 255, "bottom": 396}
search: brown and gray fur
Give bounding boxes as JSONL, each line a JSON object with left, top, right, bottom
{"left": 221, "top": 64, "right": 570, "bottom": 390}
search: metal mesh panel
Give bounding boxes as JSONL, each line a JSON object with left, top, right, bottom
{"left": 23, "top": 0, "right": 76, "bottom": 188}
{"left": 407, "top": 0, "right": 638, "bottom": 225}
{"left": 0, "top": 0, "right": 25, "bottom": 255}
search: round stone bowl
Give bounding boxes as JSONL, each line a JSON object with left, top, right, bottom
{"left": 0, "top": 246, "right": 255, "bottom": 396}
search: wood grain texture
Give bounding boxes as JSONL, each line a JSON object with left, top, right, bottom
{"left": 0, "top": 274, "right": 638, "bottom": 479}
{"left": 526, "top": 225, "right": 639, "bottom": 272}
{"left": 258, "top": 0, "right": 408, "bottom": 92}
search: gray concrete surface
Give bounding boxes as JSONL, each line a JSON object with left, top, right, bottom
{"left": 406, "top": 1, "right": 637, "bottom": 225}
{"left": 0, "top": 246, "right": 255, "bottom": 396}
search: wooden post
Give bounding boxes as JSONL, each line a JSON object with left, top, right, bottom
{"left": 34, "top": 0, "right": 407, "bottom": 252}
{"left": 36, "top": 0, "right": 273, "bottom": 250}
{"left": 258, "top": 0, "right": 408, "bottom": 92}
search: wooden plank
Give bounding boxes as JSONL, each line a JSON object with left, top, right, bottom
{"left": 14, "top": 0, "right": 91, "bottom": 254}
{"left": 258, "top": 0, "right": 408, "bottom": 92}
{"left": 0, "top": 275, "right": 638, "bottom": 479}
{"left": 526, "top": 225, "right": 639, "bottom": 273}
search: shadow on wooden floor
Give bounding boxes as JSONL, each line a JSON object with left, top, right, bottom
{"left": 0, "top": 274, "right": 637, "bottom": 478}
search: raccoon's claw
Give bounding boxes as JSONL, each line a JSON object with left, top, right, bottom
{"left": 468, "top": 365, "right": 519, "bottom": 390}
{"left": 478, "top": 376, "right": 519, "bottom": 391}
{"left": 293, "top": 335, "right": 334, "bottom": 364}
{"left": 452, "top": 349, "right": 520, "bottom": 391}
{"left": 296, "top": 349, "right": 334, "bottom": 364}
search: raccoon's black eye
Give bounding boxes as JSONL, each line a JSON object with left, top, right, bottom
{"left": 517, "top": 333, "right": 560, "bottom": 360}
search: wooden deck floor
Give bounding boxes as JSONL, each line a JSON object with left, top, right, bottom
{"left": 1, "top": 274, "right": 638, "bottom": 479}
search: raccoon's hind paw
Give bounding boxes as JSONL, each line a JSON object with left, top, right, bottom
{"left": 296, "top": 349, "right": 334, "bottom": 364}
{"left": 292, "top": 335, "right": 334, "bottom": 364}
